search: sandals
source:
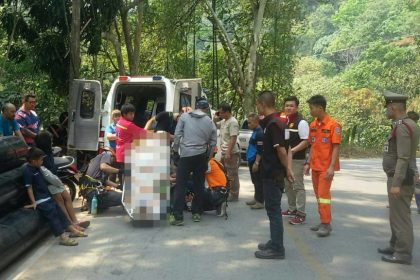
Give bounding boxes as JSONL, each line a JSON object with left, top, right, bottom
{"left": 77, "top": 220, "right": 90, "bottom": 229}
{"left": 69, "top": 231, "right": 88, "bottom": 238}
{"left": 73, "top": 224, "right": 85, "bottom": 231}
{"left": 60, "top": 238, "right": 78, "bottom": 246}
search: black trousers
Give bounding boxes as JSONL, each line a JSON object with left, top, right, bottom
{"left": 248, "top": 160, "right": 264, "bottom": 203}
{"left": 173, "top": 153, "right": 207, "bottom": 220}
{"left": 37, "top": 199, "right": 70, "bottom": 236}
{"left": 263, "top": 178, "right": 285, "bottom": 253}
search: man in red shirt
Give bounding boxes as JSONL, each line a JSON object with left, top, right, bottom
{"left": 115, "top": 104, "right": 146, "bottom": 164}
{"left": 304, "top": 95, "right": 341, "bottom": 237}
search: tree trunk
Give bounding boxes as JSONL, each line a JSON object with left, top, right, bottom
{"left": 133, "top": 1, "right": 145, "bottom": 74}
{"left": 205, "top": 1, "right": 246, "bottom": 93}
{"left": 244, "top": 0, "right": 267, "bottom": 114}
{"left": 120, "top": 0, "right": 143, "bottom": 75}
{"left": 120, "top": 8, "right": 135, "bottom": 75}
{"left": 205, "top": 0, "right": 267, "bottom": 115}
{"left": 102, "top": 24, "right": 126, "bottom": 75}
{"left": 69, "top": 0, "right": 81, "bottom": 80}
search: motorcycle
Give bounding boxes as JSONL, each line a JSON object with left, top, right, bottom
{"left": 53, "top": 148, "right": 79, "bottom": 201}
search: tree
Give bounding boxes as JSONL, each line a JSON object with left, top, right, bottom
{"left": 204, "top": 0, "right": 300, "bottom": 114}
{"left": 69, "top": 0, "right": 81, "bottom": 80}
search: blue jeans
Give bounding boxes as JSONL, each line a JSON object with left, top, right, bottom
{"left": 263, "top": 178, "right": 285, "bottom": 254}
{"left": 37, "top": 199, "right": 69, "bottom": 236}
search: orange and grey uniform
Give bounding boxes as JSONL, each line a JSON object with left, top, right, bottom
{"left": 308, "top": 115, "right": 341, "bottom": 224}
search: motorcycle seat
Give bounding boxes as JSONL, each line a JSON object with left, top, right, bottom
{"left": 54, "top": 156, "right": 73, "bottom": 169}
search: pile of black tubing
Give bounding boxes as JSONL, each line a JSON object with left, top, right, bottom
{"left": 0, "top": 136, "right": 50, "bottom": 271}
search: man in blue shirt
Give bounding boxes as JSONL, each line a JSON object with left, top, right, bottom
{"left": 0, "top": 103, "right": 24, "bottom": 141}
{"left": 245, "top": 113, "right": 264, "bottom": 209}
{"left": 105, "top": 109, "right": 121, "bottom": 150}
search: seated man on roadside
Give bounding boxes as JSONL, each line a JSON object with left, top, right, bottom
{"left": 24, "top": 148, "right": 87, "bottom": 246}
{"left": 85, "top": 147, "right": 122, "bottom": 189}
{"left": 202, "top": 148, "right": 229, "bottom": 217}
{"left": 0, "top": 103, "right": 25, "bottom": 142}
{"left": 35, "top": 131, "right": 89, "bottom": 231}
{"left": 80, "top": 148, "right": 123, "bottom": 212}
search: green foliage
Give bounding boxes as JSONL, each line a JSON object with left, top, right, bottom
{"left": 0, "top": 0, "right": 417, "bottom": 153}
{"left": 294, "top": 0, "right": 419, "bottom": 151}
{"left": 329, "top": 0, "right": 418, "bottom": 51}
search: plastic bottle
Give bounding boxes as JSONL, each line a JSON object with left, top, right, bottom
{"left": 91, "top": 195, "right": 98, "bottom": 216}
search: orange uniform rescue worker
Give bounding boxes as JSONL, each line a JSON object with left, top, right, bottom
{"left": 304, "top": 95, "right": 341, "bottom": 237}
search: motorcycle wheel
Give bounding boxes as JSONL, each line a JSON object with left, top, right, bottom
{"left": 62, "top": 177, "right": 78, "bottom": 201}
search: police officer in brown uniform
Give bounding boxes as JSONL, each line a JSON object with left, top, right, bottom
{"left": 379, "top": 91, "right": 420, "bottom": 265}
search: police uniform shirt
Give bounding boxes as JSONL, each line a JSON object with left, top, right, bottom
{"left": 383, "top": 116, "right": 420, "bottom": 186}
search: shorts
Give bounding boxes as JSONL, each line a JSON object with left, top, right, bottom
{"left": 47, "top": 184, "right": 65, "bottom": 195}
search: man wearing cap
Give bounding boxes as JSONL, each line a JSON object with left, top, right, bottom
{"left": 379, "top": 91, "right": 420, "bottom": 265}
{"left": 170, "top": 97, "right": 217, "bottom": 225}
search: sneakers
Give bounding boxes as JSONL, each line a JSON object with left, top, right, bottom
{"left": 217, "top": 202, "right": 227, "bottom": 217}
{"left": 192, "top": 213, "right": 201, "bottom": 222}
{"left": 246, "top": 199, "right": 256, "bottom": 206}
{"left": 317, "top": 223, "right": 332, "bottom": 237}
{"left": 169, "top": 214, "right": 184, "bottom": 226}
{"left": 289, "top": 215, "right": 306, "bottom": 225}
{"left": 281, "top": 209, "right": 296, "bottom": 216}
{"left": 250, "top": 202, "right": 264, "bottom": 210}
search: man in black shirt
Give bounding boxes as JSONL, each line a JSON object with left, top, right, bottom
{"left": 144, "top": 111, "right": 180, "bottom": 138}
{"left": 254, "top": 90, "right": 294, "bottom": 260}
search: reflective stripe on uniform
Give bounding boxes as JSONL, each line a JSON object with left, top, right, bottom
{"left": 116, "top": 124, "right": 127, "bottom": 130}
{"left": 318, "top": 198, "right": 331, "bottom": 204}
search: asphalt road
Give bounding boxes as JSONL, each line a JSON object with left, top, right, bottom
{"left": 3, "top": 159, "right": 420, "bottom": 280}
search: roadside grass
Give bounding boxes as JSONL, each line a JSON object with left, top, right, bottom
{"left": 340, "top": 144, "right": 382, "bottom": 159}
{"left": 340, "top": 144, "right": 420, "bottom": 159}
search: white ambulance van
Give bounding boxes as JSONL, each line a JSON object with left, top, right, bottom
{"left": 67, "top": 75, "right": 204, "bottom": 151}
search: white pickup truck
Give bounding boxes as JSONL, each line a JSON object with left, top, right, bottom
{"left": 237, "top": 120, "right": 252, "bottom": 163}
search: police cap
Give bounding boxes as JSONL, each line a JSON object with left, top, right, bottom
{"left": 383, "top": 91, "right": 407, "bottom": 107}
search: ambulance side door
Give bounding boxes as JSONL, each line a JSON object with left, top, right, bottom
{"left": 173, "top": 79, "right": 202, "bottom": 112}
{"left": 67, "top": 79, "right": 102, "bottom": 151}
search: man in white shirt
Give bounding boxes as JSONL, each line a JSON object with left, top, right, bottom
{"left": 281, "top": 96, "right": 309, "bottom": 225}
{"left": 214, "top": 102, "right": 241, "bottom": 201}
